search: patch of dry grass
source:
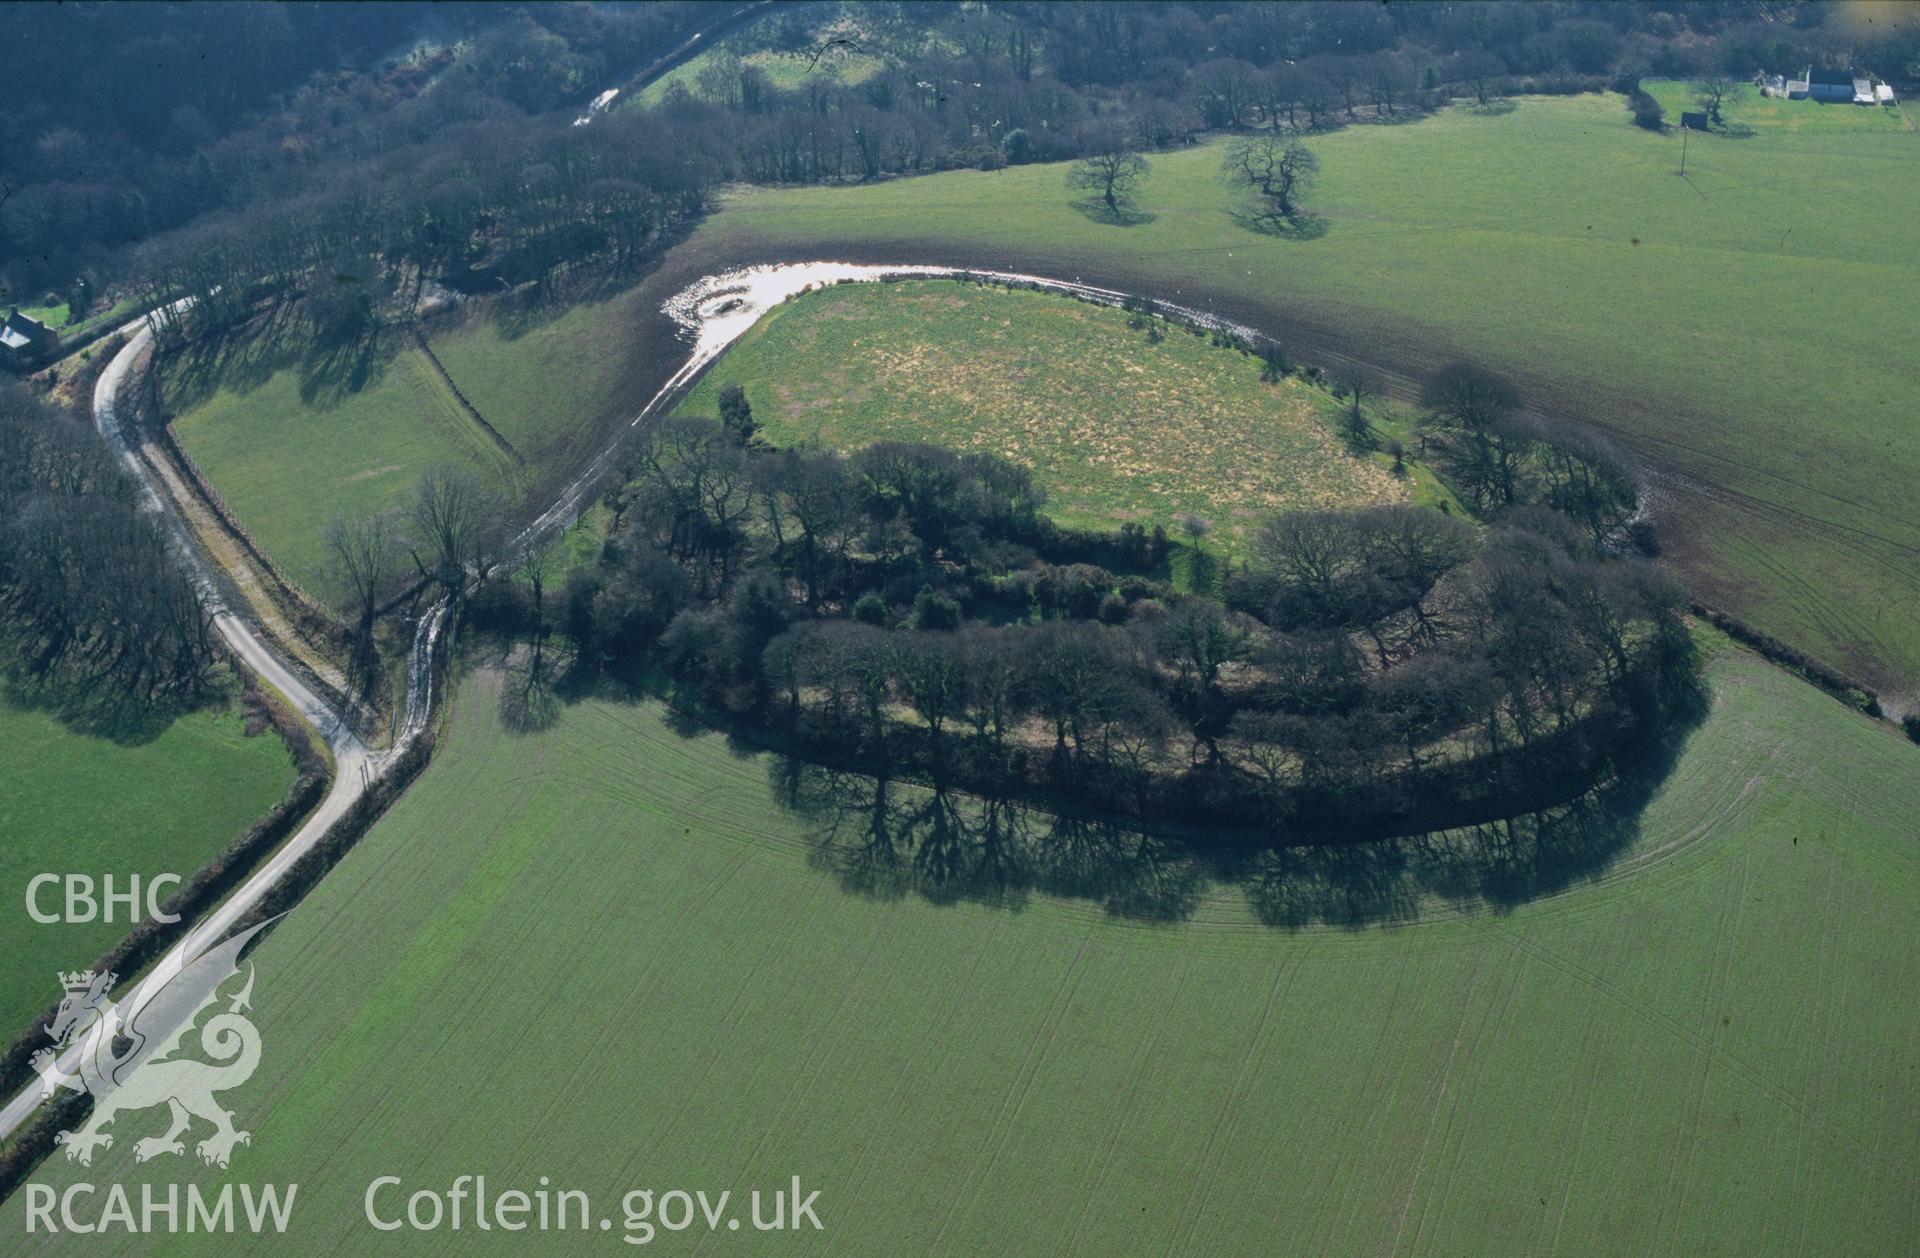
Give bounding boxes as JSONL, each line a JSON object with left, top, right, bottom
{"left": 678, "top": 280, "right": 1404, "bottom": 543}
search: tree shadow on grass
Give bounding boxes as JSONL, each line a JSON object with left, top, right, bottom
{"left": 1180, "top": 545, "right": 1220, "bottom": 596}
{"left": 158, "top": 305, "right": 399, "bottom": 415}
{"left": 295, "top": 326, "right": 383, "bottom": 409}
{"left": 484, "top": 277, "right": 577, "bottom": 343}
{"left": 497, "top": 646, "right": 566, "bottom": 734}
{"left": 533, "top": 645, "right": 1709, "bottom": 932}
{"left": 1364, "top": 109, "right": 1434, "bottom": 128}
{"left": 1069, "top": 198, "right": 1158, "bottom": 228}
{"left": 1228, "top": 209, "right": 1329, "bottom": 241}
{"left": 161, "top": 303, "right": 309, "bottom": 413}
{"left": 479, "top": 255, "right": 653, "bottom": 344}
{"left": 771, "top": 761, "right": 1216, "bottom": 920}
{"left": 1, "top": 665, "right": 200, "bottom": 746}
{"left": 767, "top": 680, "right": 1710, "bottom": 930}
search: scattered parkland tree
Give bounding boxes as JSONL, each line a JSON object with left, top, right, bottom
{"left": 717, "top": 384, "right": 758, "bottom": 447}
{"left": 1221, "top": 135, "right": 1319, "bottom": 220}
{"left": 1330, "top": 363, "right": 1385, "bottom": 444}
{"left": 1065, "top": 145, "right": 1149, "bottom": 215}
{"left": 1693, "top": 75, "right": 1736, "bottom": 127}
{"left": 6, "top": 3, "right": 1903, "bottom": 311}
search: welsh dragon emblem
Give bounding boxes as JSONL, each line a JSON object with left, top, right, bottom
{"left": 31, "top": 917, "right": 278, "bottom": 1169}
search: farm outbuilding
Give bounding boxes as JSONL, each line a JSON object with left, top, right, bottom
{"left": 1804, "top": 68, "right": 1875, "bottom": 103}
{"left": 0, "top": 309, "right": 57, "bottom": 370}
{"left": 1806, "top": 69, "right": 1853, "bottom": 100}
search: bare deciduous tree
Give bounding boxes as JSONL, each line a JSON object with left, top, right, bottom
{"left": 1065, "top": 145, "right": 1149, "bottom": 214}
{"left": 1221, "top": 135, "right": 1318, "bottom": 219}
{"left": 1330, "top": 362, "right": 1386, "bottom": 443}
{"left": 1452, "top": 50, "right": 1506, "bottom": 109}
{"left": 1693, "top": 75, "right": 1735, "bottom": 127}
{"left": 407, "top": 464, "right": 500, "bottom": 593}
{"left": 1420, "top": 363, "right": 1529, "bottom": 509}
{"left": 1420, "top": 362, "right": 1521, "bottom": 432}
{"left": 512, "top": 534, "right": 554, "bottom": 669}
{"left": 325, "top": 511, "right": 397, "bottom": 641}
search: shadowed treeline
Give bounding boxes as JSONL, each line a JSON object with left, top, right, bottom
{"left": 475, "top": 627, "right": 1705, "bottom": 931}
{"left": 159, "top": 249, "right": 672, "bottom": 421}
{"left": 0, "top": 669, "right": 185, "bottom": 745}
{"left": 765, "top": 679, "right": 1705, "bottom": 930}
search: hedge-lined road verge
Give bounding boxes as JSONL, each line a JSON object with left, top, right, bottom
{"left": 0, "top": 315, "right": 431, "bottom": 1147}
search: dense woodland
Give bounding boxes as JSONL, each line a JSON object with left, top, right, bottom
{"left": 5, "top": 2, "right": 1916, "bottom": 319}
{"left": 0, "top": 1, "right": 706, "bottom": 303}
{"left": 461, "top": 342, "right": 1695, "bottom": 836}
{"left": 1, "top": 0, "right": 1863, "bottom": 799}
{"left": 0, "top": 378, "right": 213, "bottom": 716}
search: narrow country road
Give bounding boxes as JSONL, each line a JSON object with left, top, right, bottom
{"left": 572, "top": 0, "right": 783, "bottom": 125}
{"left": 0, "top": 257, "right": 1388, "bottom": 1147}
{"left": 0, "top": 317, "right": 439, "bottom": 1144}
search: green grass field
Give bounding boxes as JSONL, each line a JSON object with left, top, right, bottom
{"left": 59, "top": 297, "right": 140, "bottom": 343}
{"left": 678, "top": 279, "right": 1416, "bottom": 540}
{"left": 15, "top": 296, "right": 140, "bottom": 340}
{"left": 0, "top": 689, "right": 294, "bottom": 1041}
{"left": 1647, "top": 79, "right": 1911, "bottom": 137}
{"left": 13, "top": 645, "right": 1914, "bottom": 1254}
{"left": 685, "top": 91, "right": 1920, "bottom": 698}
{"left": 418, "top": 287, "right": 661, "bottom": 476}
{"left": 166, "top": 339, "right": 522, "bottom": 603}
{"left": 632, "top": 2, "right": 901, "bottom": 108}
{"left": 14, "top": 302, "right": 69, "bottom": 329}
{"left": 162, "top": 281, "right": 669, "bottom": 607}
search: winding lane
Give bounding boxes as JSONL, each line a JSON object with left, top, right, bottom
{"left": 0, "top": 317, "right": 439, "bottom": 1144}
{"left": 0, "top": 261, "right": 1276, "bottom": 1146}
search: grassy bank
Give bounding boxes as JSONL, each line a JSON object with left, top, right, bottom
{"left": 683, "top": 91, "right": 1920, "bottom": 698}
{"left": 417, "top": 284, "right": 664, "bottom": 478}
{"left": 636, "top": 42, "right": 887, "bottom": 107}
{"left": 12, "top": 645, "right": 1915, "bottom": 1253}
